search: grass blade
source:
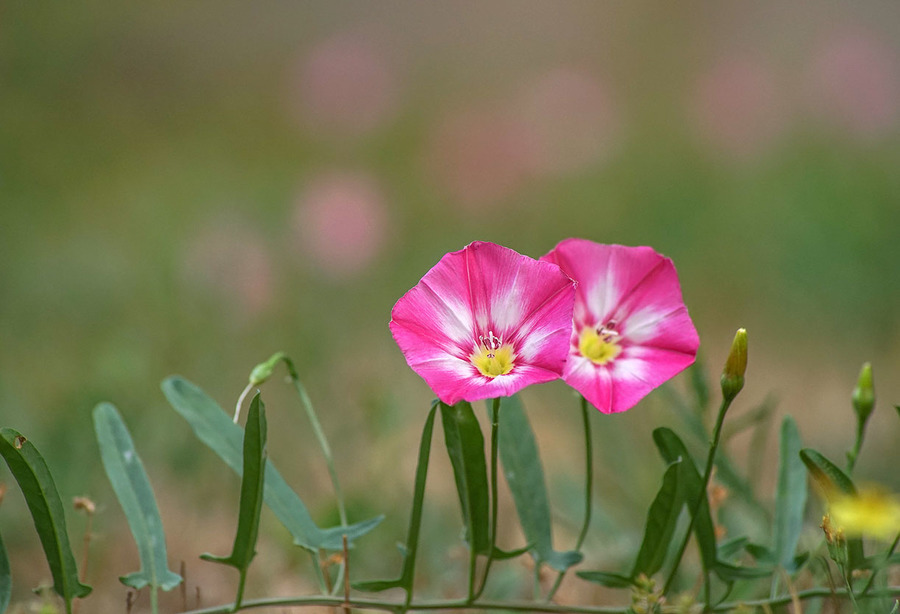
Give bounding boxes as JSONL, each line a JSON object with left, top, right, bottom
{"left": 200, "top": 393, "right": 267, "bottom": 609}
{"left": 354, "top": 404, "right": 439, "bottom": 598}
{"left": 0, "top": 428, "right": 91, "bottom": 613}
{"left": 440, "top": 401, "right": 490, "bottom": 555}
{"left": 93, "top": 403, "right": 182, "bottom": 592}
{"left": 0, "top": 523, "right": 12, "bottom": 613}
{"left": 773, "top": 416, "right": 807, "bottom": 571}
{"left": 162, "top": 376, "right": 381, "bottom": 552}
{"left": 631, "top": 460, "right": 684, "bottom": 578}
{"left": 498, "top": 395, "right": 582, "bottom": 572}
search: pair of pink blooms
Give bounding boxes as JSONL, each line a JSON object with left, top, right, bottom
{"left": 390, "top": 240, "right": 699, "bottom": 413}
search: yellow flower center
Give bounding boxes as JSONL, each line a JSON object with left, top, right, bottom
{"left": 470, "top": 331, "right": 516, "bottom": 378}
{"left": 579, "top": 325, "right": 622, "bottom": 365}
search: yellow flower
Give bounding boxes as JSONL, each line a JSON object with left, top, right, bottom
{"left": 830, "top": 487, "right": 900, "bottom": 540}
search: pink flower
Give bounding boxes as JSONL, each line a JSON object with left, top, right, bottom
{"left": 390, "top": 241, "right": 576, "bottom": 405}
{"left": 542, "top": 239, "right": 699, "bottom": 414}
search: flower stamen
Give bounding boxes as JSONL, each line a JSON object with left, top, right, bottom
{"left": 579, "top": 321, "right": 623, "bottom": 365}
{"left": 471, "top": 331, "right": 515, "bottom": 378}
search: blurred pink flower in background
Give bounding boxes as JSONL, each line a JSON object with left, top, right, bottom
{"left": 806, "top": 29, "right": 899, "bottom": 140}
{"left": 390, "top": 241, "right": 575, "bottom": 405}
{"left": 289, "top": 31, "right": 400, "bottom": 137}
{"left": 692, "top": 57, "right": 787, "bottom": 158}
{"left": 292, "top": 172, "right": 389, "bottom": 279}
{"left": 426, "top": 107, "right": 536, "bottom": 210}
{"left": 542, "top": 239, "right": 699, "bottom": 414}
{"left": 514, "top": 67, "right": 619, "bottom": 176}
{"left": 182, "top": 221, "right": 274, "bottom": 319}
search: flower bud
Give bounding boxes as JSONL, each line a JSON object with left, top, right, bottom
{"left": 249, "top": 351, "right": 286, "bottom": 386}
{"left": 851, "top": 362, "right": 874, "bottom": 426}
{"left": 720, "top": 328, "right": 747, "bottom": 402}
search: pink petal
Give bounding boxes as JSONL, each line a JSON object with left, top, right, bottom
{"left": 542, "top": 238, "right": 699, "bottom": 413}
{"left": 391, "top": 241, "right": 576, "bottom": 404}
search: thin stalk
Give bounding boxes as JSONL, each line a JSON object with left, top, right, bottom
{"left": 177, "top": 586, "right": 900, "bottom": 614}
{"left": 233, "top": 383, "right": 254, "bottom": 423}
{"left": 859, "top": 530, "right": 900, "bottom": 600}
{"left": 840, "top": 563, "right": 862, "bottom": 613}
{"left": 150, "top": 586, "right": 159, "bottom": 614}
{"left": 546, "top": 396, "right": 593, "bottom": 602}
{"left": 663, "top": 395, "right": 735, "bottom": 600}
{"left": 471, "top": 398, "right": 501, "bottom": 602}
{"left": 234, "top": 570, "right": 248, "bottom": 611}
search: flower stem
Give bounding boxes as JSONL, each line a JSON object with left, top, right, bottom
{"left": 177, "top": 586, "right": 900, "bottom": 614}
{"left": 663, "top": 394, "right": 735, "bottom": 601}
{"left": 546, "top": 396, "right": 593, "bottom": 602}
{"left": 859, "top": 530, "right": 900, "bottom": 600}
{"left": 472, "top": 398, "right": 501, "bottom": 602}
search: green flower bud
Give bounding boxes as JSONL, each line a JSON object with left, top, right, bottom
{"left": 249, "top": 351, "right": 286, "bottom": 386}
{"left": 851, "top": 362, "right": 874, "bottom": 426}
{"left": 720, "top": 328, "right": 747, "bottom": 402}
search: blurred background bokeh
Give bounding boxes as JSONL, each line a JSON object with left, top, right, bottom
{"left": 2, "top": 1, "right": 899, "bottom": 611}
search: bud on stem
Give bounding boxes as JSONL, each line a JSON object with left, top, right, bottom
{"left": 720, "top": 328, "right": 747, "bottom": 403}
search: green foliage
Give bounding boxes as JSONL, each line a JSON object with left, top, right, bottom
{"left": 631, "top": 460, "right": 683, "bottom": 578}
{"left": 498, "top": 395, "right": 582, "bottom": 572}
{"left": 0, "top": 527, "right": 10, "bottom": 613}
{"left": 0, "top": 429, "right": 91, "bottom": 614}
{"left": 161, "top": 376, "right": 382, "bottom": 552}
{"left": 772, "top": 416, "right": 807, "bottom": 572}
{"left": 353, "top": 404, "right": 438, "bottom": 599}
{"left": 200, "top": 393, "right": 267, "bottom": 610}
{"left": 93, "top": 403, "right": 182, "bottom": 593}
{"left": 439, "top": 401, "right": 490, "bottom": 555}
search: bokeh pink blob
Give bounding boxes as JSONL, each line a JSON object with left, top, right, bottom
{"left": 290, "top": 32, "right": 399, "bottom": 137}
{"left": 293, "top": 172, "right": 389, "bottom": 279}
{"left": 182, "top": 221, "right": 274, "bottom": 319}
{"left": 514, "top": 67, "right": 619, "bottom": 176}
{"left": 807, "top": 29, "right": 899, "bottom": 140}
{"left": 426, "top": 108, "right": 536, "bottom": 210}
{"left": 692, "top": 58, "right": 787, "bottom": 158}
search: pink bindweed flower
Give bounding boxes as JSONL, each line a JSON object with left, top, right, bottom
{"left": 541, "top": 239, "right": 699, "bottom": 414}
{"left": 390, "top": 241, "right": 576, "bottom": 405}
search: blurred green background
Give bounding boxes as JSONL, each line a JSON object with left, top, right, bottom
{"left": 2, "top": 1, "right": 899, "bottom": 611}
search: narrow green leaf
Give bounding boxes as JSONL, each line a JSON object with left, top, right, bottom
{"left": 717, "top": 537, "right": 749, "bottom": 561}
{"left": 201, "top": 394, "right": 267, "bottom": 592}
{"left": 632, "top": 460, "right": 684, "bottom": 578}
{"left": 0, "top": 528, "right": 11, "bottom": 613}
{"left": 93, "top": 403, "right": 182, "bottom": 592}
{"left": 576, "top": 571, "right": 635, "bottom": 588}
{"left": 652, "top": 428, "right": 717, "bottom": 575}
{"left": 491, "top": 544, "right": 533, "bottom": 560}
{"left": 713, "top": 560, "right": 771, "bottom": 580}
{"left": 0, "top": 428, "right": 91, "bottom": 612}
{"left": 799, "top": 448, "right": 865, "bottom": 569}
{"left": 354, "top": 405, "right": 439, "bottom": 594}
{"left": 498, "top": 395, "right": 582, "bottom": 572}
{"left": 439, "top": 401, "right": 490, "bottom": 555}
{"left": 162, "top": 376, "right": 382, "bottom": 552}
{"left": 772, "top": 416, "right": 807, "bottom": 572}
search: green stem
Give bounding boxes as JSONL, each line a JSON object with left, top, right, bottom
{"left": 472, "top": 398, "right": 501, "bottom": 602}
{"left": 150, "top": 586, "right": 159, "bottom": 614}
{"left": 840, "top": 562, "right": 862, "bottom": 613}
{"left": 177, "top": 586, "right": 900, "bottom": 614}
{"left": 233, "top": 570, "right": 248, "bottom": 612}
{"left": 663, "top": 395, "right": 735, "bottom": 600}
{"left": 546, "top": 396, "right": 593, "bottom": 602}
{"left": 859, "top": 531, "right": 900, "bottom": 599}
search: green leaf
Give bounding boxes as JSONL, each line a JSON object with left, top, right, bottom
{"left": 491, "top": 544, "right": 533, "bottom": 560}
{"left": 162, "top": 376, "right": 382, "bottom": 552}
{"left": 439, "top": 401, "right": 490, "bottom": 555}
{"left": 717, "top": 536, "right": 749, "bottom": 560}
{"left": 498, "top": 395, "right": 582, "bottom": 572}
{"left": 0, "top": 527, "right": 11, "bottom": 614}
{"left": 200, "top": 393, "right": 267, "bottom": 608}
{"left": 799, "top": 448, "right": 865, "bottom": 569}
{"left": 0, "top": 428, "right": 91, "bottom": 612}
{"left": 631, "top": 460, "right": 684, "bottom": 578}
{"left": 772, "top": 416, "right": 807, "bottom": 572}
{"left": 354, "top": 405, "right": 438, "bottom": 595}
{"left": 576, "top": 571, "right": 635, "bottom": 588}
{"left": 713, "top": 560, "right": 771, "bottom": 580}
{"left": 93, "top": 403, "right": 182, "bottom": 592}
{"left": 652, "top": 428, "right": 717, "bottom": 575}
